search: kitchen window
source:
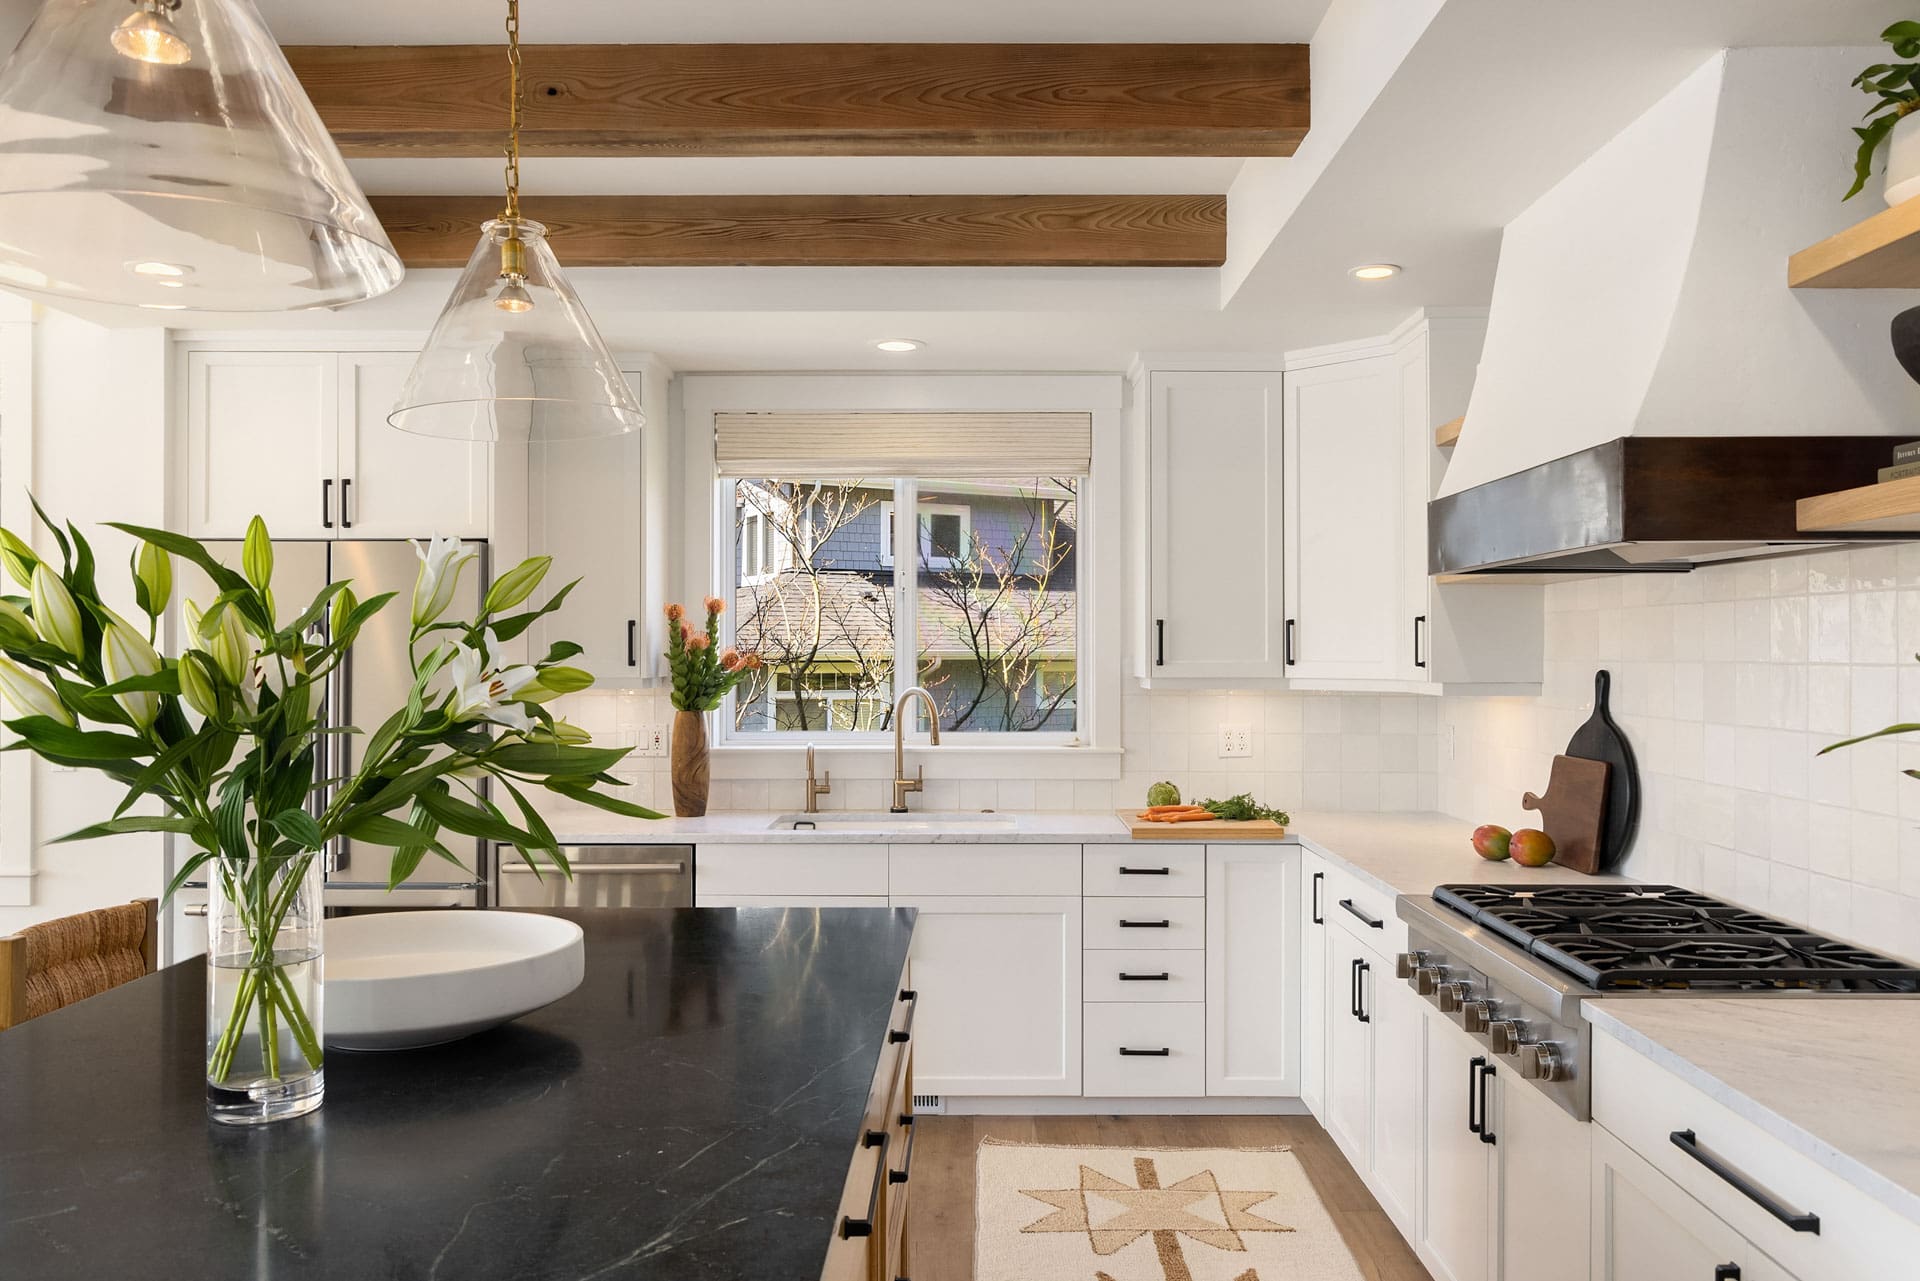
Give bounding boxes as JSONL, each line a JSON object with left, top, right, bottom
{"left": 714, "top": 408, "right": 1093, "bottom": 744}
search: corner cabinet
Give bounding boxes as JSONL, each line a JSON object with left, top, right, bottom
{"left": 178, "top": 348, "right": 491, "bottom": 540}
{"left": 1203, "top": 844, "right": 1299, "bottom": 1096}
{"left": 1134, "top": 362, "right": 1288, "bottom": 684}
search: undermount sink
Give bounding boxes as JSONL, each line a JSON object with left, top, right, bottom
{"left": 768, "top": 812, "right": 1019, "bottom": 834}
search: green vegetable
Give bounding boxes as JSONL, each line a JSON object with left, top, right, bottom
{"left": 1146, "top": 780, "right": 1181, "bottom": 807}
{"left": 1198, "top": 792, "right": 1290, "bottom": 825}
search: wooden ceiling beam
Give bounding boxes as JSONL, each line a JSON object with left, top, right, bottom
{"left": 286, "top": 43, "right": 1308, "bottom": 157}
{"left": 370, "top": 194, "right": 1227, "bottom": 268}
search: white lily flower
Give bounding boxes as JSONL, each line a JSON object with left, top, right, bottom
{"left": 29, "top": 565, "right": 83, "bottom": 659}
{"left": 410, "top": 535, "right": 477, "bottom": 628}
{"left": 446, "top": 630, "right": 538, "bottom": 732}
{"left": 0, "top": 656, "right": 72, "bottom": 726}
{"left": 99, "top": 607, "right": 162, "bottom": 728}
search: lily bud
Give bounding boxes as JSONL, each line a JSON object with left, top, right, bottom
{"left": 410, "top": 535, "right": 477, "bottom": 628}
{"left": 483, "top": 555, "right": 552, "bottom": 615}
{"left": 242, "top": 516, "right": 273, "bottom": 592}
{"left": 546, "top": 720, "right": 592, "bottom": 745}
{"left": 0, "top": 598, "right": 34, "bottom": 648}
{"left": 0, "top": 656, "right": 71, "bottom": 726}
{"left": 520, "top": 664, "right": 594, "bottom": 703}
{"left": 131, "top": 541, "right": 172, "bottom": 619}
{"left": 29, "top": 565, "right": 83, "bottom": 659}
{"left": 99, "top": 608, "right": 162, "bottom": 728}
{"left": 330, "top": 585, "right": 357, "bottom": 641}
{"left": 0, "top": 529, "right": 37, "bottom": 589}
{"left": 200, "top": 600, "right": 248, "bottom": 685}
{"left": 178, "top": 652, "right": 219, "bottom": 720}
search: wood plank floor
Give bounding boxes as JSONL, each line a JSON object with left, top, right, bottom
{"left": 905, "top": 1114, "right": 1432, "bottom": 1281}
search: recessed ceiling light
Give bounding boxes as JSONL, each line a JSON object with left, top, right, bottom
{"left": 129, "top": 261, "right": 186, "bottom": 277}
{"left": 872, "top": 338, "right": 925, "bottom": 353}
{"left": 155, "top": 279, "right": 185, "bottom": 289}
{"left": 1349, "top": 263, "right": 1401, "bottom": 281}
{"left": 139, "top": 302, "right": 186, "bottom": 310}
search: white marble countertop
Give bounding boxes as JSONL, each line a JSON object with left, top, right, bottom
{"left": 1585, "top": 999, "right": 1920, "bottom": 1226}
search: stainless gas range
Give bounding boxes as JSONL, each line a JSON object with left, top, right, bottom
{"left": 1395, "top": 883, "right": 1920, "bottom": 1120}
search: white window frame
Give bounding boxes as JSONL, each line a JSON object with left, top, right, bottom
{"left": 681, "top": 373, "right": 1122, "bottom": 776}
{"left": 878, "top": 498, "right": 971, "bottom": 569}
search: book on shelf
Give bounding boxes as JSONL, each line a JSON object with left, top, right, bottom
{"left": 1893, "top": 440, "right": 1920, "bottom": 465}
{"left": 1879, "top": 461, "right": 1920, "bottom": 483}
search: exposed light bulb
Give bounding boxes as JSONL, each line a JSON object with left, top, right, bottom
{"left": 494, "top": 276, "right": 534, "bottom": 313}
{"left": 110, "top": 3, "right": 191, "bottom": 66}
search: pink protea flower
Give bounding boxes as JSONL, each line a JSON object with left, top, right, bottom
{"left": 704, "top": 596, "right": 725, "bottom": 616}
{"left": 681, "top": 621, "right": 695, "bottom": 644}
{"left": 689, "top": 633, "right": 711, "bottom": 651}
{"left": 743, "top": 653, "right": 763, "bottom": 670}
{"left": 665, "top": 602, "right": 684, "bottom": 622}
{"left": 720, "top": 647, "right": 741, "bottom": 670}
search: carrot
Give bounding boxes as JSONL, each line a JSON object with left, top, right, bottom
{"left": 1142, "top": 804, "right": 1207, "bottom": 815}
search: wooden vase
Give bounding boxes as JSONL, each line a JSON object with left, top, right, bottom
{"left": 670, "top": 709, "right": 710, "bottom": 818}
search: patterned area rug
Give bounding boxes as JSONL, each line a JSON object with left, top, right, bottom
{"left": 975, "top": 1140, "right": 1367, "bottom": 1281}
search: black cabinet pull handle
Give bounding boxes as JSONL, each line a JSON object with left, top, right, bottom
{"left": 339, "top": 477, "right": 352, "bottom": 528}
{"left": 321, "top": 478, "right": 333, "bottom": 529}
{"left": 1120, "top": 918, "right": 1171, "bottom": 928}
{"left": 1478, "top": 1060, "right": 1496, "bottom": 1144}
{"left": 626, "top": 619, "right": 637, "bottom": 667}
{"left": 1356, "top": 959, "right": 1371, "bottom": 1024}
{"left": 1349, "top": 956, "right": 1362, "bottom": 1019}
{"left": 1468, "top": 1055, "right": 1486, "bottom": 1136}
{"left": 839, "top": 1128, "right": 889, "bottom": 1238}
{"left": 1414, "top": 614, "right": 1427, "bottom": 669}
{"left": 1119, "top": 866, "right": 1170, "bottom": 876}
{"left": 1284, "top": 617, "right": 1296, "bottom": 666}
{"left": 888, "top": 1114, "right": 915, "bottom": 1186}
{"left": 888, "top": 988, "right": 918, "bottom": 1044}
{"left": 1155, "top": 618, "right": 1165, "bottom": 667}
{"left": 1311, "top": 870, "right": 1324, "bottom": 924}
{"left": 1714, "top": 1267, "right": 1741, "bottom": 1281}
{"left": 1669, "top": 1130, "right": 1820, "bottom": 1234}
{"left": 1119, "top": 972, "right": 1170, "bottom": 982}
{"left": 1339, "top": 898, "right": 1384, "bottom": 929}
{"left": 1119, "top": 1047, "right": 1171, "bottom": 1057}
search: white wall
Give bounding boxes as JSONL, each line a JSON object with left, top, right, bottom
{"left": 1441, "top": 546, "right": 1920, "bottom": 965}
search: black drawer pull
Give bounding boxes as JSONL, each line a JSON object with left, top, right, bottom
{"left": 1119, "top": 1047, "right": 1171, "bottom": 1057}
{"left": 1119, "top": 918, "right": 1171, "bottom": 928}
{"left": 340, "top": 477, "right": 352, "bottom": 528}
{"left": 1119, "top": 972, "right": 1170, "bottom": 982}
{"left": 1118, "top": 866, "right": 1170, "bottom": 876}
{"left": 888, "top": 989, "right": 918, "bottom": 1044}
{"left": 839, "top": 1129, "right": 890, "bottom": 1239}
{"left": 1356, "top": 958, "right": 1371, "bottom": 1024}
{"left": 1349, "top": 957, "right": 1362, "bottom": 1019}
{"left": 1468, "top": 1055, "right": 1486, "bottom": 1136}
{"left": 1284, "top": 617, "right": 1296, "bottom": 666}
{"left": 1414, "top": 613, "right": 1427, "bottom": 668}
{"left": 626, "top": 619, "right": 637, "bottom": 667}
{"left": 1155, "top": 618, "right": 1165, "bottom": 667}
{"left": 1478, "top": 1060, "right": 1496, "bottom": 1145}
{"left": 888, "top": 1114, "right": 915, "bottom": 1185}
{"left": 1669, "top": 1130, "right": 1820, "bottom": 1234}
{"left": 1339, "top": 898, "right": 1384, "bottom": 929}
{"left": 1311, "top": 870, "right": 1324, "bottom": 924}
{"left": 320, "top": 477, "right": 333, "bottom": 529}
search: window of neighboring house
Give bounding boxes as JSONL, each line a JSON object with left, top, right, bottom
{"left": 726, "top": 474, "right": 1082, "bottom": 739}
{"left": 880, "top": 501, "right": 970, "bottom": 569}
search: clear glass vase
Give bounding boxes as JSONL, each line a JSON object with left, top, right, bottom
{"left": 205, "top": 853, "right": 325, "bottom": 1125}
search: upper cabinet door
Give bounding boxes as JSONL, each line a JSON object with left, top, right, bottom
{"left": 1282, "top": 355, "right": 1410, "bottom": 682}
{"left": 1147, "top": 370, "right": 1286, "bottom": 680}
{"left": 337, "top": 353, "right": 491, "bottom": 539}
{"left": 529, "top": 372, "right": 645, "bottom": 679}
{"left": 182, "top": 351, "right": 338, "bottom": 538}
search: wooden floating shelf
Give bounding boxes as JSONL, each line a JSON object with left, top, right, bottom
{"left": 1796, "top": 474, "right": 1920, "bottom": 533}
{"left": 1788, "top": 198, "right": 1920, "bottom": 288}
{"left": 1434, "top": 416, "right": 1464, "bottom": 447}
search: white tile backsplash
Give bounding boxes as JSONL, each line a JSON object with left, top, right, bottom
{"left": 1441, "top": 546, "right": 1920, "bottom": 963}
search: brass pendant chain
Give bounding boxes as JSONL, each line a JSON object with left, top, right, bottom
{"left": 501, "top": 0, "right": 522, "bottom": 224}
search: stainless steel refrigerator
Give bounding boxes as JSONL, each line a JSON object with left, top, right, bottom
{"left": 171, "top": 540, "right": 489, "bottom": 958}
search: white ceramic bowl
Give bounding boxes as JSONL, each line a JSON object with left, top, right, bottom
{"left": 323, "top": 911, "right": 585, "bottom": 1051}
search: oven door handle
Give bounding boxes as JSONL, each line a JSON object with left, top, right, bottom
{"left": 498, "top": 862, "right": 687, "bottom": 875}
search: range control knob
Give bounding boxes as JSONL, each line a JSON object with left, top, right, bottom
{"left": 1462, "top": 1000, "right": 1496, "bottom": 1033}
{"left": 1436, "top": 981, "right": 1472, "bottom": 1013}
{"left": 1487, "top": 1020, "right": 1526, "bottom": 1055}
{"left": 1412, "top": 966, "right": 1449, "bottom": 996}
{"left": 1520, "top": 1041, "right": 1569, "bottom": 1082}
{"left": 1394, "top": 950, "right": 1429, "bottom": 980}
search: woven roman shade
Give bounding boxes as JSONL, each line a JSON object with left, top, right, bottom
{"left": 713, "top": 412, "right": 1093, "bottom": 478}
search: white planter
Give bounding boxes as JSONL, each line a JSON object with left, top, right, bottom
{"left": 1887, "top": 111, "right": 1920, "bottom": 206}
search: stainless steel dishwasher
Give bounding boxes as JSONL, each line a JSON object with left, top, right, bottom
{"left": 494, "top": 844, "right": 694, "bottom": 908}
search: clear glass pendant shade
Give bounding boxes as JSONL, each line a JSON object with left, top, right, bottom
{"left": 0, "top": 0, "right": 402, "bottom": 311}
{"left": 388, "top": 219, "right": 643, "bottom": 443}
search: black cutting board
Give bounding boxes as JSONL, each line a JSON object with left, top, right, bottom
{"left": 1565, "top": 670, "right": 1638, "bottom": 870}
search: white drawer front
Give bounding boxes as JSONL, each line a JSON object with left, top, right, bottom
{"left": 1084, "top": 1002, "right": 1205, "bottom": 1097}
{"left": 694, "top": 843, "right": 887, "bottom": 897}
{"left": 1593, "top": 1035, "right": 1920, "bottom": 1281}
{"left": 1084, "top": 949, "right": 1206, "bottom": 1003}
{"left": 1084, "top": 846, "right": 1205, "bottom": 898}
{"left": 889, "top": 843, "right": 1080, "bottom": 897}
{"left": 1083, "top": 896, "right": 1206, "bottom": 950}
{"left": 1319, "top": 858, "right": 1407, "bottom": 952}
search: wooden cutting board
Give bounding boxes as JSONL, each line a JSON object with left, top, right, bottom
{"left": 1521, "top": 754, "right": 1611, "bottom": 874}
{"left": 1119, "top": 810, "right": 1288, "bottom": 840}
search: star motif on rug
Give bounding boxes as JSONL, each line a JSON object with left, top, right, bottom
{"left": 1019, "top": 1154, "right": 1293, "bottom": 1277}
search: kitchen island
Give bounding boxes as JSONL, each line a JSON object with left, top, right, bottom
{"left": 0, "top": 906, "right": 917, "bottom": 1281}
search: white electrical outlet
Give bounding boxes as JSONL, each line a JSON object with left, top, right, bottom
{"left": 639, "top": 725, "right": 667, "bottom": 757}
{"left": 1218, "top": 725, "right": 1252, "bottom": 757}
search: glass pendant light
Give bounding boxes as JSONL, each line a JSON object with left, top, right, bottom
{"left": 0, "top": 0, "right": 401, "bottom": 310}
{"left": 387, "top": 0, "right": 641, "bottom": 444}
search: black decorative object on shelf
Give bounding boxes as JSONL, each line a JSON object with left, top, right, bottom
{"left": 1564, "top": 670, "right": 1639, "bottom": 870}
{"left": 1892, "top": 304, "right": 1920, "bottom": 386}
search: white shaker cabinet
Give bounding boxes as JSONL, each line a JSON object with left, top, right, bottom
{"left": 178, "top": 347, "right": 491, "bottom": 541}
{"left": 1135, "top": 362, "right": 1288, "bottom": 684}
{"left": 1322, "top": 910, "right": 1422, "bottom": 1238}
{"left": 1298, "top": 852, "right": 1328, "bottom": 1117}
{"left": 1203, "top": 845, "right": 1299, "bottom": 1096}
{"left": 1422, "top": 1011, "right": 1496, "bottom": 1281}
{"left": 1591, "top": 1124, "right": 1787, "bottom": 1281}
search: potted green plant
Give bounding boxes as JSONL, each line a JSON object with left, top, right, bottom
{"left": 0, "top": 507, "right": 659, "bottom": 1124}
{"left": 1846, "top": 21, "right": 1920, "bottom": 204}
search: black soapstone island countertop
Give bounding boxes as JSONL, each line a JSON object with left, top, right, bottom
{"left": 0, "top": 906, "right": 917, "bottom": 1281}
